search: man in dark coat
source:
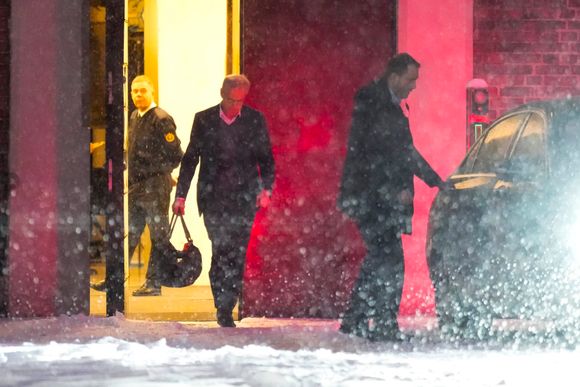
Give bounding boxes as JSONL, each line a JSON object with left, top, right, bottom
{"left": 172, "top": 75, "right": 275, "bottom": 327}
{"left": 338, "top": 53, "right": 446, "bottom": 341}
{"left": 128, "top": 75, "right": 183, "bottom": 296}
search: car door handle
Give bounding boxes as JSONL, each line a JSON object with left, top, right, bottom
{"left": 493, "top": 180, "right": 513, "bottom": 190}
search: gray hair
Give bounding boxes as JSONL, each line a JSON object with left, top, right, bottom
{"left": 222, "top": 74, "right": 251, "bottom": 91}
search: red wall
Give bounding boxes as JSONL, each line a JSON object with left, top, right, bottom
{"left": 397, "top": 0, "right": 474, "bottom": 316}
{"left": 241, "top": 0, "right": 396, "bottom": 317}
{"left": 8, "top": 0, "right": 90, "bottom": 317}
{"left": 0, "top": 0, "right": 9, "bottom": 314}
{"left": 0, "top": 1, "right": 7, "bottom": 134}
{"left": 474, "top": 0, "right": 580, "bottom": 119}
{"left": 9, "top": 0, "right": 58, "bottom": 316}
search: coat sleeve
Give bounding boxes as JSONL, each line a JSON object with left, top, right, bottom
{"left": 375, "top": 105, "right": 444, "bottom": 190}
{"left": 175, "top": 113, "right": 202, "bottom": 199}
{"left": 254, "top": 112, "right": 275, "bottom": 190}
{"left": 156, "top": 114, "right": 183, "bottom": 173}
{"left": 411, "top": 145, "right": 445, "bottom": 188}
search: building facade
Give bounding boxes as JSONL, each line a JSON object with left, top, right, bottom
{"left": 0, "top": 0, "right": 579, "bottom": 318}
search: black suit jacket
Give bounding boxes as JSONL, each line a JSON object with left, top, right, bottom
{"left": 176, "top": 104, "right": 275, "bottom": 215}
{"left": 338, "top": 77, "right": 443, "bottom": 233}
{"left": 128, "top": 107, "right": 183, "bottom": 190}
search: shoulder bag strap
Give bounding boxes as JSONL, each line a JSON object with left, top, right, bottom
{"left": 178, "top": 214, "right": 194, "bottom": 244}
{"left": 168, "top": 214, "right": 194, "bottom": 244}
{"left": 168, "top": 213, "right": 179, "bottom": 238}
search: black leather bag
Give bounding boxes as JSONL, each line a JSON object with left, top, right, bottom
{"left": 159, "top": 214, "right": 202, "bottom": 288}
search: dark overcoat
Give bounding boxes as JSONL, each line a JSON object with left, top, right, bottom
{"left": 338, "top": 77, "right": 443, "bottom": 233}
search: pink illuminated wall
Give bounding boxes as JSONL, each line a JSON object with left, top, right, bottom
{"left": 241, "top": 0, "right": 473, "bottom": 318}
{"left": 9, "top": 0, "right": 90, "bottom": 317}
{"left": 397, "top": 0, "right": 473, "bottom": 315}
{"left": 242, "top": 0, "right": 396, "bottom": 317}
{"left": 9, "top": 0, "right": 59, "bottom": 316}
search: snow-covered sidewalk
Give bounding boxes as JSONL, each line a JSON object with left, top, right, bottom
{"left": 1, "top": 316, "right": 579, "bottom": 386}
{"left": 0, "top": 315, "right": 440, "bottom": 350}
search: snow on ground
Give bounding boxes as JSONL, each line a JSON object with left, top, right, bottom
{"left": 0, "top": 315, "right": 579, "bottom": 386}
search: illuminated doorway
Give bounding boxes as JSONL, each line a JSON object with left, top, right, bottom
{"left": 90, "top": 0, "right": 241, "bottom": 320}
{"left": 88, "top": 0, "right": 110, "bottom": 317}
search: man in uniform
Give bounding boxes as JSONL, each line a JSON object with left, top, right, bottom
{"left": 128, "top": 75, "right": 183, "bottom": 296}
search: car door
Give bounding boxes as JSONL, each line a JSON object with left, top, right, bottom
{"left": 429, "top": 112, "right": 529, "bottom": 319}
{"left": 488, "top": 111, "right": 552, "bottom": 318}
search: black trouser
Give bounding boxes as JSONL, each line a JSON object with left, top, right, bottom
{"left": 203, "top": 199, "right": 257, "bottom": 315}
{"left": 341, "top": 217, "right": 404, "bottom": 336}
{"left": 128, "top": 175, "right": 172, "bottom": 285}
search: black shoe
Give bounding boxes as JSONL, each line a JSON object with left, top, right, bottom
{"left": 90, "top": 280, "right": 107, "bottom": 292}
{"left": 132, "top": 282, "right": 161, "bottom": 297}
{"left": 217, "top": 310, "right": 236, "bottom": 328}
{"left": 339, "top": 322, "right": 369, "bottom": 339}
{"left": 368, "top": 329, "right": 405, "bottom": 343}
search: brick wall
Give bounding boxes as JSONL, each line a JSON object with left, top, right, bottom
{"left": 474, "top": 0, "right": 580, "bottom": 119}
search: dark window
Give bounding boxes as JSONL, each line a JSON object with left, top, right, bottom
{"left": 559, "top": 109, "right": 580, "bottom": 152}
{"left": 554, "top": 106, "right": 580, "bottom": 179}
{"left": 458, "top": 138, "right": 482, "bottom": 173}
{"left": 509, "top": 113, "right": 546, "bottom": 179}
{"left": 471, "top": 114, "right": 526, "bottom": 173}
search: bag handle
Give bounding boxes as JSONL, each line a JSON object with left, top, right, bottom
{"left": 169, "top": 213, "right": 194, "bottom": 244}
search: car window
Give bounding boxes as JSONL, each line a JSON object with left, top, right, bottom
{"left": 553, "top": 106, "right": 580, "bottom": 179}
{"left": 457, "top": 138, "right": 482, "bottom": 173}
{"left": 471, "top": 114, "right": 526, "bottom": 173}
{"left": 558, "top": 108, "right": 580, "bottom": 153}
{"left": 509, "top": 112, "right": 546, "bottom": 179}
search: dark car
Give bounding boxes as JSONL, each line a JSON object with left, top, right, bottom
{"left": 427, "top": 98, "right": 580, "bottom": 341}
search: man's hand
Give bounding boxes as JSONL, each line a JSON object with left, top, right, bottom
{"left": 172, "top": 197, "right": 186, "bottom": 215}
{"left": 256, "top": 189, "right": 272, "bottom": 208}
{"left": 439, "top": 180, "right": 454, "bottom": 191}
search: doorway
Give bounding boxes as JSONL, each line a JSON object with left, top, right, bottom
{"left": 89, "top": 0, "right": 239, "bottom": 320}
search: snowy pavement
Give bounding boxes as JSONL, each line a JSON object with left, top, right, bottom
{"left": 0, "top": 316, "right": 579, "bottom": 386}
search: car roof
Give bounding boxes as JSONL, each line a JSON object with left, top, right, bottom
{"left": 463, "top": 97, "right": 580, "bottom": 176}
{"left": 505, "top": 97, "right": 580, "bottom": 116}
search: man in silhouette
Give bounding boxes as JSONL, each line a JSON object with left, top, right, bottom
{"left": 338, "top": 53, "right": 446, "bottom": 341}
